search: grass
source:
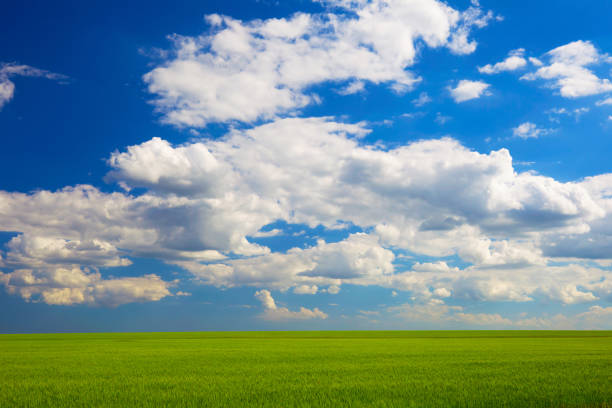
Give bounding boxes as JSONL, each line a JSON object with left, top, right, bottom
{"left": 0, "top": 331, "right": 611, "bottom": 407}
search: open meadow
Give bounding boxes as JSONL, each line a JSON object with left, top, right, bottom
{"left": 0, "top": 331, "right": 611, "bottom": 407}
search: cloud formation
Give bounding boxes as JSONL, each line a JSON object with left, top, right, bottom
{"left": 2, "top": 117, "right": 612, "bottom": 310}
{"left": 254, "top": 289, "right": 327, "bottom": 320}
{"left": 449, "top": 80, "right": 490, "bottom": 102}
{"left": 512, "top": 122, "right": 550, "bottom": 139}
{"left": 412, "top": 91, "right": 432, "bottom": 107}
{"left": 178, "top": 233, "right": 394, "bottom": 290}
{"left": 3, "top": 1, "right": 612, "bottom": 329}
{"left": 144, "top": 0, "right": 494, "bottom": 126}
{"left": 478, "top": 48, "right": 528, "bottom": 74}
{"left": 0, "top": 63, "right": 66, "bottom": 109}
{"left": 521, "top": 40, "right": 612, "bottom": 98}
{"left": 0, "top": 267, "right": 172, "bottom": 307}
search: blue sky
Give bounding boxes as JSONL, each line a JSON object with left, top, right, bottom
{"left": 1, "top": 0, "right": 612, "bottom": 332}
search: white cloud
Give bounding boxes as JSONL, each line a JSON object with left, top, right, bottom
{"left": 2, "top": 117, "right": 612, "bottom": 307}
{"left": 0, "top": 79, "right": 15, "bottom": 108}
{"left": 539, "top": 284, "right": 598, "bottom": 305}
{"left": 179, "top": 233, "right": 394, "bottom": 289}
{"left": 546, "top": 40, "right": 601, "bottom": 66}
{"left": 412, "top": 91, "right": 432, "bottom": 107}
{"left": 536, "top": 173, "right": 612, "bottom": 263}
{"left": 512, "top": 122, "right": 550, "bottom": 139}
{"left": 478, "top": 48, "right": 528, "bottom": 74}
{"left": 293, "top": 284, "right": 318, "bottom": 294}
{"left": 439, "top": 263, "right": 604, "bottom": 305}
{"left": 412, "top": 261, "right": 458, "bottom": 273}
{"left": 5, "top": 119, "right": 607, "bottom": 265}
{"left": 4, "top": 6, "right": 612, "bottom": 320}
{"left": 251, "top": 229, "right": 283, "bottom": 238}
{"left": 0, "top": 63, "right": 67, "bottom": 109}
{"left": 254, "top": 289, "right": 327, "bottom": 320}
{"left": 144, "top": 0, "right": 494, "bottom": 126}
{"left": 0, "top": 267, "right": 172, "bottom": 307}
{"left": 2, "top": 235, "right": 131, "bottom": 268}
{"left": 578, "top": 305, "right": 612, "bottom": 320}
{"left": 528, "top": 57, "right": 543, "bottom": 67}
{"left": 433, "top": 287, "right": 451, "bottom": 298}
{"left": 387, "top": 297, "right": 612, "bottom": 329}
{"left": 596, "top": 97, "right": 612, "bottom": 106}
{"left": 449, "top": 80, "right": 490, "bottom": 102}
{"left": 254, "top": 289, "right": 276, "bottom": 309}
{"left": 521, "top": 40, "right": 612, "bottom": 98}
{"left": 324, "top": 285, "right": 341, "bottom": 294}
{"left": 338, "top": 81, "right": 366, "bottom": 95}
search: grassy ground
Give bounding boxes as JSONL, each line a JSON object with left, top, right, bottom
{"left": 0, "top": 331, "right": 610, "bottom": 407}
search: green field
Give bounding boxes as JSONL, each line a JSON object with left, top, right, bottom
{"left": 1, "top": 331, "right": 611, "bottom": 407}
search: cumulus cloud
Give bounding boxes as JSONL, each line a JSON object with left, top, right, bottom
{"left": 109, "top": 117, "right": 604, "bottom": 257}
{"left": 512, "top": 122, "right": 550, "bottom": 139}
{"left": 0, "top": 267, "right": 172, "bottom": 307}
{"left": 293, "top": 284, "right": 319, "bottom": 295}
{"left": 4, "top": 3, "right": 612, "bottom": 321}
{"left": 254, "top": 289, "right": 327, "bottom": 320}
{"left": 389, "top": 261, "right": 610, "bottom": 306}
{"left": 433, "top": 287, "right": 451, "bottom": 298}
{"left": 478, "top": 48, "right": 528, "bottom": 74}
{"left": 521, "top": 40, "right": 612, "bottom": 98}
{"left": 1, "top": 235, "right": 131, "bottom": 268}
{"left": 538, "top": 173, "right": 612, "bottom": 261}
{"left": 2, "top": 117, "right": 612, "bottom": 307}
{"left": 449, "top": 80, "right": 490, "bottom": 102}
{"left": 178, "top": 233, "right": 393, "bottom": 289}
{"left": 387, "top": 297, "right": 612, "bottom": 329}
{"left": 144, "top": 0, "right": 494, "bottom": 126}
{"left": 0, "top": 224, "right": 173, "bottom": 307}
{"left": 0, "top": 63, "right": 67, "bottom": 109}
{"left": 578, "top": 305, "right": 612, "bottom": 320}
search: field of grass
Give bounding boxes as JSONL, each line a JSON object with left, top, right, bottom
{"left": 1, "top": 331, "right": 611, "bottom": 407}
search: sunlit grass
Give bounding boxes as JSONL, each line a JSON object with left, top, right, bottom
{"left": 1, "top": 331, "right": 610, "bottom": 407}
